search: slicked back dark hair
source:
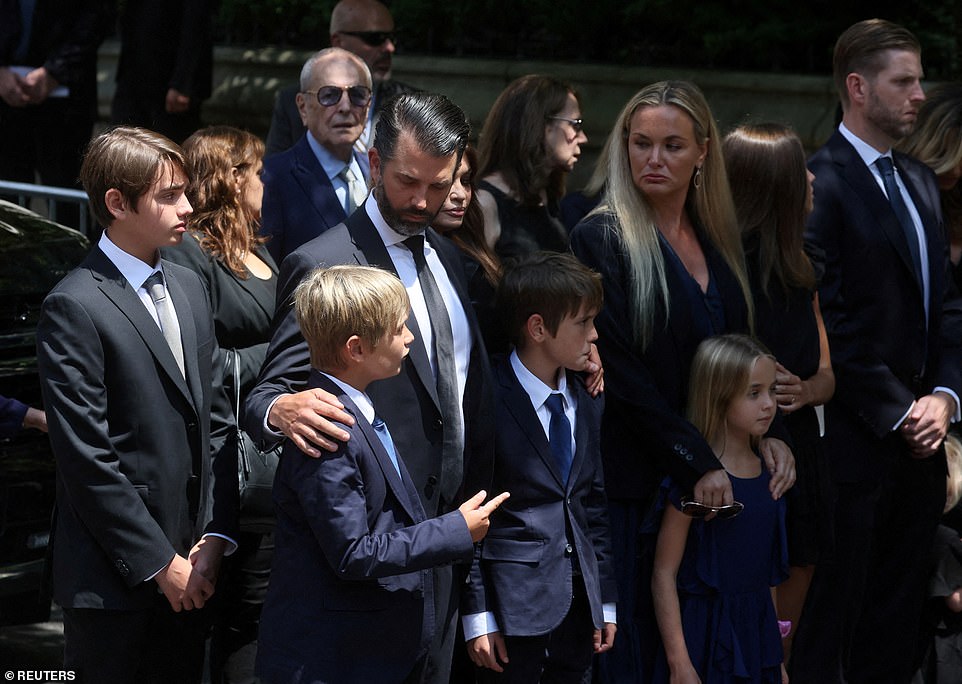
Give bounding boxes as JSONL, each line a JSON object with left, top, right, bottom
{"left": 373, "top": 92, "right": 470, "bottom": 164}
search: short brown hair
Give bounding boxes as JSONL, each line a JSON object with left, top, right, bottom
{"left": 79, "top": 126, "right": 186, "bottom": 228}
{"left": 294, "top": 265, "right": 409, "bottom": 371}
{"left": 833, "top": 19, "right": 920, "bottom": 109}
{"left": 498, "top": 251, "right": 602, "bottom": 348}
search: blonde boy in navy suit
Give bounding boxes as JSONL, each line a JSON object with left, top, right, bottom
{"left": 463, "top": 252, "right": 617, "bottom": 683}
{"left": 256, "top": 265, "right": 508, "bottom": 684}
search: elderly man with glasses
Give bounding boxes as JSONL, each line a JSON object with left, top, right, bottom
{"left": 265, "top": 0, "right": 419, "bottom": 157}
{"left": 260, "top": 47, "right": 373, "bottom": 263}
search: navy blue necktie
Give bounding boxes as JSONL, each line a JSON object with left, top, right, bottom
{"left": 372, "top": 416, "right": 402, "bottom": 478}
{"left": 876, "top": 156, "right": 923, "bottom": 288}
{"left": 545, "top": 393, "right": 572, "bottom": 483}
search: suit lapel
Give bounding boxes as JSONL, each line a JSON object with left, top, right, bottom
{"left": 896, "top": 152, "right": 945, "bottom": 310}
{"left": 349, "top": 216, "right": 439, "bottom": 409}
{"left": 88, "top": 250, "right": 194, "bottom": 407}
{"left": 830, "top": 133, "right": 922, "bottom": 296}
{"left": 292, "top": 136, "right": 347, "bottom": 231}
{"left": 164, "top": 266, "right": 204, "bottom": 411}
{"left": 313, "top": 372, "right": 421, "bottom": 520}
{"left": 497, "top": 361, "right": 567, "bottom": 489}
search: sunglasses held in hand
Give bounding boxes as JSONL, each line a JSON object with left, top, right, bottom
{"left": 680, "top": 498, "right": 744, "bottom": 520}
{"left": 303, "top": 85, "right": 373, "bottom": 108}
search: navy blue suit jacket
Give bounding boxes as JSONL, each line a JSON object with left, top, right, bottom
{"left": 0, "top": 394, "right": 28, "bottom": 438}
{"left": 244, "top": 205, "right": 494, "bottom": 517}
{"left": 260, "top": 133, "right": 370, "bottom": 264}
{"left": 570, "top": 213, "right": 750, "bottom": 504}
{"left": 256, "top": 371, "right": 474, "bottom": 683}
{"left": 462, "top": 358, "right": 616, "bottom": 636}
{"left": 806, "top": 131, "right": 962, "bottom": 482}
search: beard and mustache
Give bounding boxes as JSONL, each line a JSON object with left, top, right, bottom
{"left": 373, "top": 180, "right": 438, "bottom": 236}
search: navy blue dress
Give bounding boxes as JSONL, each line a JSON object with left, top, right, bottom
{"left": 655, "top": 467, "right": 789, "bottom": 683}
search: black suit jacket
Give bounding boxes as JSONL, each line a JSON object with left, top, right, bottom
{"left": 244, "top": 204, "right": 494, "bottom": 516}
{"left": 462, "top": 358, "right": 616, "bottom": 636}
{"left": 259, "top": 134, "right": 369, "bottom": 264}
{"left": 264, "top": 79, "right": 418, "bottom": 156}
{"left": 257, "top": 371, "right": 474, "bottom": 683}
{"left": 570, "top": 213, "right": 750, "bottom": 503}
{"left": 0, "top": 0, "right": 108, "bottom": 110}
{"left": 806, "top": 130, "right": 962, "bottom": 482}
{"left": 115, "top": 0, "right": 213, "bottom": 102}
{"left": 37, "top": 247, "right": 237, "bottom": 610}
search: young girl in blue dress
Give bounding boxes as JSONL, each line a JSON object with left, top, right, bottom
{"left": 652, "top": 334, "right": 789, "bottom": 684}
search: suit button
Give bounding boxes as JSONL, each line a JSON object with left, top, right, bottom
{"left": 566, "top": 497, "right": 572, "bottom": 506}
{"left": 115, "top": 559, "right": 129, "bottom": 577}
{"left": 427, "top": 475, "right": 438, "bottom": 486}
{"left": 564, "top": 543, "right": 573, "bottom": 556}
{"left": 433, "top": 418, "right": 443, "bottom": 431}
{"left": 673, "top": 443, "right": 682, "bottom": 452}
{"left": 186, "top": 421, "right": 197, "bottom": 432}
{"left": 685, "top": 454, "right": 693, "bottom": 462}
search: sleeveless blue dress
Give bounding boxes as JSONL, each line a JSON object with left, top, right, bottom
{"left": 655, "top": 467, "right": 789, "bottom": 683}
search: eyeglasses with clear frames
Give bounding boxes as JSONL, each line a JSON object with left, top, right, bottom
{"left": 546, "top": 116, "right": 584, "bottom": 134}
{"left": 303, "top": 85, "right": 372, "bottom": 108}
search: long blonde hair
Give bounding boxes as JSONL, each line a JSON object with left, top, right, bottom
{"left": 688, "top": 334, "right": 773, "bottom": 450}
{"left": 590, "top": 81, "right": 753, "bottom": 349}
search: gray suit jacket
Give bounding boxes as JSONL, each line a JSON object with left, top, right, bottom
{"left": 37, "top": 246, "right": 236, "bottom": 610}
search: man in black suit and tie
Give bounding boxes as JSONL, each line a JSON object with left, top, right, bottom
{"left": 260, "top": 47, "right": 373, "bottom": 264}
{"left": 264, "top": 0, "right": 418, "bottom": 156}
{"left": 791, "top": 19, "right": 962, "bottom": 684}
{"left": 37, "top": 127, "right": 237, "bottom": 683}
{"left": 246, "top": 92, "right": 493, "bottom": 683}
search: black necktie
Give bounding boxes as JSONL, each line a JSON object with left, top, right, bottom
{"left": 545, "top": 393, "right": 572, "bottom": 483}
{"left": 876, "top": 156, "right": 923, "bottom": 288}
{"left": 403, "top": 235, "right": 463, "bottom": 502}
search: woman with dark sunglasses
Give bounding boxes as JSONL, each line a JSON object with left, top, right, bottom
{"left": 476, "top": 74, "right": 588, "bottom": 261}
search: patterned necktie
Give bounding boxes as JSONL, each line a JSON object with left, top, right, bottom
{"left": 403, "top": 234, "right": 463, "bottom": 502}
{"left": 876, "top": 156, "right": 923, "bottom": 288}
{"left": 372, "top": 416, "right": 402, "bottom": 477}
{"left": 545, "top": 393, "right": 572, "bottom": 483}
{"left": 339, "top": 165, "right": 366, "bottom": 215}
{"left": 143, "top": 271, "right": 185, "bottom": 378}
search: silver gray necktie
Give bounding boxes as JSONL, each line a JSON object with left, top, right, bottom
{"left": 143, "top": 271, "right": 185, "bottom": 378}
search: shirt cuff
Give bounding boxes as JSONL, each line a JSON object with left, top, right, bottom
{"left": 603, "top": 602, "right": 617, "bottom": 624}
{"left": 203, "top": 532, "right": 238, "bottom": 556}
{"left": 892, "top": 401, "right": 914, "bottom": 431}
{"left": 933, "top": 387, "right": 961, "bottom": 423}
{"left": 263, "top": 395, "right": 286, "bottom": 440}
{"left": 462, "top": 611, "right": 500, "bottom": 641}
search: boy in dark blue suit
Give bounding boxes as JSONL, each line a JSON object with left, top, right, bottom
{"left": 463, "top": 252, "right": 617, "bottom": 683}
{"left": 256, "top": 265, "right": 508, "bottom": 684}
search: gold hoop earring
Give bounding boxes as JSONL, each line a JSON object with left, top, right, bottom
{"left": 693, "top": 168, "right": 703, "bottom": 190}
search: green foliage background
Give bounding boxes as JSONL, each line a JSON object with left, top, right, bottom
{"left": 215, "top": 0, "right": 962, "bottom": 77}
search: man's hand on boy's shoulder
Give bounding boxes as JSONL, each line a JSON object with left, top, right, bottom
{"left": 269, "top": 388, "right": 354, "bottom": 458}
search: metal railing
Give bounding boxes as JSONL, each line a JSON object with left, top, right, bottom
{"left": 0, "top": 180, "right": 92, "bottom": 237}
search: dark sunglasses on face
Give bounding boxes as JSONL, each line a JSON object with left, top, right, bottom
{"left": 303, "top": 85, "right": 372, "bottom": 108}
{"left": 546, "top": 116, "right": 584, "bottom": 134}
{"left": 339, "top": 30, "right": 397, "bottom": 46}
{"left": 679, "top": 498, "right": 744, "bottom": 520}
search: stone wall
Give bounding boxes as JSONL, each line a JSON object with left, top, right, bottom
{"left": 98, "top": 42, "right": 843, "bottom": 188}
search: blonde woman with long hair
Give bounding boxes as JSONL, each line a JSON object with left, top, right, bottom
{"left": 569, "top": 81, "right": 795, "bottom": 682}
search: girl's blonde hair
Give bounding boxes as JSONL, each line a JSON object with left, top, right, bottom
{"left": 688, "top": 334, "right": 773, "bottom": 449}
{"left": 588, "top": 80, "right": 753, "bottom": 349}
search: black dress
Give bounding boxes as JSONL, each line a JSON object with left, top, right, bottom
{"left": 745, "top": 236, "right": 829, "bottom": 566}
{"left": 478, "top": 180, "right": 569, "bottom": 261}
{"left": 162, "top": 232, "right": 277, "bottom": 683}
